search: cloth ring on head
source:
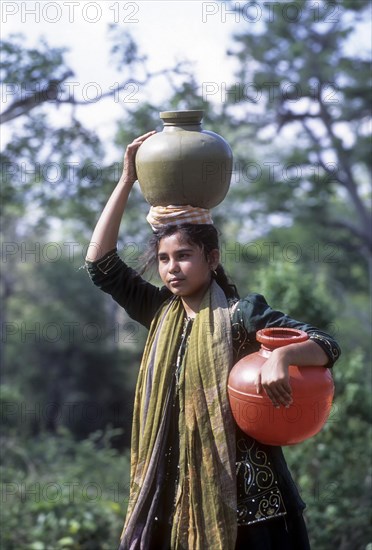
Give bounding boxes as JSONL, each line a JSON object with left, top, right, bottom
{"left": 146, "top": 205, "right": 214, "bottom": 231}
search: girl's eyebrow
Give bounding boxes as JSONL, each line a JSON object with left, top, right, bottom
{"left": 175, "top": 248, "right": 194, "bottom": 253}
{"left": 157, "top": 247, "right": 194, "bottom": 257}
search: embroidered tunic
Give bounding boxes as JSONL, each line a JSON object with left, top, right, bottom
{"left": 85, "top": 249, "right": 340, "bottom": 529}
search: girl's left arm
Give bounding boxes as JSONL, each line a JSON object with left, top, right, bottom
{"left": 235, "top": 293, "right": 341, "bottom": 408}
{"left": 256, "top": 339, "right": 329, "bottom": 408}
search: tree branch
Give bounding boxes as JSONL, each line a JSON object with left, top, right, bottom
{"left": 322, "top": 218, "right": 372, "bottom": 254}
{"left": 1, "top": 62, "right": 190, "bottom": 124}
{"left": 1, "top": 71, "right": 74, "bottom": 124}
{"left": 302, "top": 119, "right": 371, "bottom": 240}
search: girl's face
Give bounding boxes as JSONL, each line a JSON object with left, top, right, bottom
{"left": 157, "top": 232, "right": 219, "bottom": 305}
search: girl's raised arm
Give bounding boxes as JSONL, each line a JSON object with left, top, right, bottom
{"left": 85, "top": 131, "right": 156, "bottom": 262}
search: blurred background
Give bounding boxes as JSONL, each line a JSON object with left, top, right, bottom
{"left": 1, "top": 1, "right": 371, "bottom": 548}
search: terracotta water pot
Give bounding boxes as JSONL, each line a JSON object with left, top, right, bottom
{"left": 135, "top": 110, "right": 233, "bottom": 208}
{"left": 228, "top": 328, "right": 334, "bottom": 446}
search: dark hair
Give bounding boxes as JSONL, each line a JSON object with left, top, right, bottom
{"left": 140, "top": 223, "right": 239, "bottom": 300}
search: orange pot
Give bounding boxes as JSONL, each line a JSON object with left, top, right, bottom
{"left": 228, "top": 328, "right": 334, "bottom": 446}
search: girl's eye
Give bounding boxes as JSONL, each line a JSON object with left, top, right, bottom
{"left": 178, "top": 252, "right": 191, "bottom": 260}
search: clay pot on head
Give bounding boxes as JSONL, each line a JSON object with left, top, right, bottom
{"left": 135, "top": 110, "right": 233, "bottom": 208}
{"left": 228, "top": 328, "right": 335, "bottom": 446}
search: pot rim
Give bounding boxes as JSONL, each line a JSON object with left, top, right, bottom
{"left": 257, "top": 327, "right": 309, "bottom": 348}
{"left": 159, "top": 110, "right": 204, "bottom": 124}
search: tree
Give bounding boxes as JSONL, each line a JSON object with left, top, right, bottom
{"left": 222, "top": 0, "right": 371, "bottom": 270}
{"left": 0, "top": 29, "right": 187, "bottom": 125}
{"left": 0, "top": 29, "right": 192, "bottom": 442}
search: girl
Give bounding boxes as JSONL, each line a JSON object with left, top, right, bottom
{"left": 86, "top": 132, "right": 340, "bottom": 550}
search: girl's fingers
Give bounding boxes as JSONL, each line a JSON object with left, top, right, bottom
{"left": 132, "top": 130, "right": 156, "bottom": 143}
{"left": 125, "top": 131, "right": 156, "bottom": 157}
{"left": 264, "top": 383, "right": 292, "bottom": 408}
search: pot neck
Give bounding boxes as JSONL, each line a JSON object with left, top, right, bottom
{"left": 162, "top": 122, "right": 202, "bottom": 131}
{"left": 257, "top": 328, "right": 309, "bottom": 352}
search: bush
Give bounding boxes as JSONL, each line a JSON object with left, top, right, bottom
{"left": 1, "top": 427, "right": 130, "bottom": 549}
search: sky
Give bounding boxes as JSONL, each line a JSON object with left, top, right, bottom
{"left": 1, "top": 1, "right": 370, "bottom": 159}
{"left": 1, "top": 1, "right": 242, "bottom": 143}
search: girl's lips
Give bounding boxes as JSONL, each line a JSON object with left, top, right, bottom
{"left": 169, "top": 278, "right": 184, "bottom": 285}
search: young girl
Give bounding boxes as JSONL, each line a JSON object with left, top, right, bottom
{"left": 86, "top": 132, "right": 340, "bottom": 550}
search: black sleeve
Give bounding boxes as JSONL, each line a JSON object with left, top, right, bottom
{"left": 234, "top": 293, "right": 341, "bottom": 367}
{"left": 85, "top": 248, "right": 172, "bottom": 329}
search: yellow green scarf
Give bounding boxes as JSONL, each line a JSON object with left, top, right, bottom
{"left": 120, "top": 281, "right": 237, "bottom": 550}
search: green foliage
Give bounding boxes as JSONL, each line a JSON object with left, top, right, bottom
{"left": 1, "top": 427, "right": 130, "bottom": 549}
{"left": 250, "top": 256, "right": 335, "bottom": 329}
{"left": 1, "top": 12, "right": 371, "bottom": 550}
{"left": 284, "top": 349, "right": 372, "bottom": 549}
{"left": 3, "top": 250, "right": 144, "bottom": 445}
{"left": 1, "top": 32, "right": 104, "bottom": 232}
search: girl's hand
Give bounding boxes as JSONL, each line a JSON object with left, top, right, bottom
{"left": 255, "top": 347, "right": 293, "bottom": 408}
{"left": 121, "top": 130, "right": 156, "bottom": 185}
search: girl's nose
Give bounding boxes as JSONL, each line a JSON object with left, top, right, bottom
{"left": 169, "top": 258, "right": 180, "bottom": 273}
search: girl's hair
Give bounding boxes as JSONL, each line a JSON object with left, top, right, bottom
{"left": 140, "top": 223, "right": 239, "bottom": 300}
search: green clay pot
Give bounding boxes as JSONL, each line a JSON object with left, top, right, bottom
{"left": 135, "top": 110, "right": 233, "bottom": 208}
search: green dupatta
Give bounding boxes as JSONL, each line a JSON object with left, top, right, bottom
{"left": 120, "top": 281, "right": 237, "bottom": 550}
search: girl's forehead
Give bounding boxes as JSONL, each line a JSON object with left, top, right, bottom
{"left": 158, "top": 232, "right": 195, "bottom": 252}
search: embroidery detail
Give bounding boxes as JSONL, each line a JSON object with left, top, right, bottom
{"left": 236, "top": 437, "right": 287, "bottom": 525}
{"left": 309, "top": 332, "right": 340, "bottom": 362}
{"left": 231, "top": 321, "right": 252, "bottom": 361}
{"left": 95, "top": 251, "right": 121, "bottom": 274}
